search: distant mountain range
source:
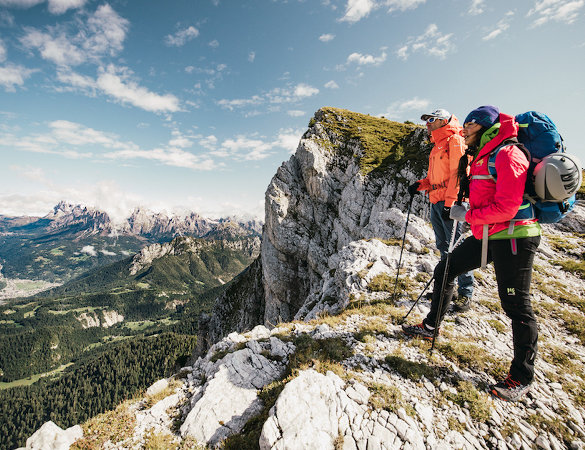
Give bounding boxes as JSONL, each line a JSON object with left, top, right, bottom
{"left": 0, "top": 201, "right": 263, "bottom": 284}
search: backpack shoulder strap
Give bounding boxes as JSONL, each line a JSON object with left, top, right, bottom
{"left": 471, "top": 138, "right": 530, "bottom": 182}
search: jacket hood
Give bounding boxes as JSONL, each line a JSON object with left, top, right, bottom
{"left": 476, "top": 113, "right": 519, "bottom": 159}
{"left": 430, "top": 115, "right": 464, "bottom": 144}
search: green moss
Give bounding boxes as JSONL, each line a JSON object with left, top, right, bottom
{"left": 436, "top": 341, "right": 508, "bottom": 380}
{"left": 315, "top": 107, "right": 428, "bottom": 177}
{"left": 368, "top": 381, "right": 413, "bottom": 414}
{"left": 384, "top": 353, "right": 437, "bottom": 381}
{"left": 553, "top": 259, "right": 585, "bottom": 279}
{"left": 444, "top": 381, "right": 491, "bottom": 422}
{"left": 354, "top": 318, "right": 390, "bottom": 342}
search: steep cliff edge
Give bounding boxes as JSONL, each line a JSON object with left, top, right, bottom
{"left": 202, "top": 107, "right": 433, "bottom": 347}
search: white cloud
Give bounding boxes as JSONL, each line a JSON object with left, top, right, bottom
{"left": 384, "top": 0, "right": 426, "bottom": 13}
{"left": 294, "top": 83, "right": 319, "bottom": 97}
{"left": 81, "top": 245, "right": 97, "bottom": 256}
{"left": 0, "top": 0, "right": 85, "bottom": 13}
{"left": 319, "top": 33, "right": 335, "bottom": 42}
{"left": 397, "top": 24, "right": 454, "bottom": 60}
{"left": 528, "top": 0, "right": 584, "bottom": 26}
{"left": 248, "top": 51, "right": 256, "bottom": 62}
{"left": 100, "top": 249, "right": 116, "bottom": 256}
{"left": 0, "top": 39, "right": 6, "bottom": 62}
{"left": 340, "top": 0, "right": 376, "bottom": 22}
{"left": 165, "top": 26, "right": 199, "bottom": 47}
{"left": 104, "top": 147, "right": 216, "bottom": 170}
{"left": 483, "top": 12, "right": 513, "bottom": 40}
{"left": 49, "top": 120, "right": 135, "bottom": 149}
{"left": 274, "top": 128, "right": 303, "bottom": 154}
{"left": 0, "top": 64, "right": 35, "bottom": 91}
{"left": 340, "top": 0, "right": 425, "bottom": 22}
{"left": 287, "top": 110, "right": 305, "bottom": 117}
{"left": 96, "top": 65, "right": 181, "bottom": 113}
{"left": 468, "top": 0, "right": 485, "bottom": 15}
{"left": 0, "top": 0, "right": 43, "bottom": 7}
{"left": 219, "top": 136, "right": 274, "bottom": 161}
{"left": 209, "top": 39, "right": 219, "bottom": 48}
{"left": 20, "top": 4, "right": 129, "bottom": 66}
{"left": 381, "top": 97, "right": 430, "bottom": 119}
{"left": 218, "top": 82, "right": 319, "bottom": 112}
{"left": 347, "top": 49, "right": 387, "bottom": 66}
{"left": 48, "top": 0, "right": 87, "bottom": 14}
{"left": 325, "top": 80, "right": 339, "bottom": 89}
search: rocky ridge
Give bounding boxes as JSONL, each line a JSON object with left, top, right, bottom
{"left": 20, "top": 108, "right": 585, "bottom": 449}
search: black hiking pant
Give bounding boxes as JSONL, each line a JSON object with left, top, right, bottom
{"left": 424, "top": 234, "right": 541, "bottom": 385}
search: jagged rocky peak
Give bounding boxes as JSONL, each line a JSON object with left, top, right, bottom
{"left": 261, "top": 107, "right": 431, "bottom": 325}
{"left": 44, "top": 201, "right": 112, "bottom": 233}
{"left": 199, "top": 107, "right": 433, "bottom": 348}
{"left": 129, "top": 235, "right": 261, "bottom": 276}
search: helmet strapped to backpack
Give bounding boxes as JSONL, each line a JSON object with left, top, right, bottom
{"left": 533, "top": 153, "right": 582, "bottom": 201}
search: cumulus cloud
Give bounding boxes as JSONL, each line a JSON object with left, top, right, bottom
{"left": 165, "top": 26, "right": 199, "bottom": 46}
{"left": 209, "top": 39, "right": 219, "bottom": 48}
{"left": 93, "top": 65, "right": 181, "bottom": 113}
{"left": 468, "top": 0, "right": 486, "bottom": 15}
{"left": 48, "top": 0, "right": 87, "bottom": 14}
{"left": 287, "top": 110, "right": 305, "bottom": 117}
{"left": 0, "top": 39, "right": 6, "bottom": 62}
{"left": 0, "top": 64, "right": 35, "bottom": 91}
{"left": 217, "top": 82, "right": 319, "bottom": 112}
{"left": 325, "top": 80, "right": 339, "bottom": 89}
{"left": 274, "top": 128, "right": 303, "bottom": 154}
{"left": 104, "top": 147, "right": 216, "bottom": 170}
{"left": 340, "top": 0, "right": 426, "bottom": 22}
{"left": 20, "top": 4, "right": 129, "bottom": 66}
{"left": 319, "top": 33, "right": 335, "bottom": 42}
{"left": 397, "top": 24, "right": 454, "bottom": 60}
{"left": 248, "top": 51, "right": 256, "bottom": 62}
{"left": 528, "top": 0, "right": 584, "bottom": 26}
{"left": 381, "top": 97, "right": 430, "bottom": 119}
{"left": 483, "top": 12, "right": 514, "bottom": 40}
{"left": 0, "top": 0, "right": 86, "bottom": 13}
{"left": 347, "top": 49, "right": 387, "bottom": 66}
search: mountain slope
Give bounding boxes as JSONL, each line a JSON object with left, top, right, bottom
{"left": 17, "top": 107, "right": 585, "bottom": 450}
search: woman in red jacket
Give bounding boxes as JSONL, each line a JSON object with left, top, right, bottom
{"left": 403, "top": 105, "right": 541, "bottom": 402}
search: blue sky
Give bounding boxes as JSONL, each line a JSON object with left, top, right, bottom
{"left": 0, "top": 0, "right": 584, "bottom": 221}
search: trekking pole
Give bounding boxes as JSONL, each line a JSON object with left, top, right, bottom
{"left": 429, "top": 219, "right": 458, "bottom": 355}
{"left": 391, "top": 195, "right": 414, "bottom": 303}
{"left": 400, "top": 275, "right": 434, "bottom": 324}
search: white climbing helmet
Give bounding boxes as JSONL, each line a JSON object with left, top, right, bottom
{"left": 533, "top": 153, "right": 583, "bottom": 201}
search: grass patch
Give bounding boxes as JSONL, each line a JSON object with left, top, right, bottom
{"left": 436, "top": 341, "right": 508, "bottom": 380}
{"left": 444, "top": 381, "right": 491, "bottom": 422}
{"left": 143, "top": 379, "right": 183, "bottom": 409}
{"left": 315, "top": 107, "right": 428, "bottom": 178}
{"left": 526, "top": 408, "right": 573, "bottom": 443}
{"left": 368, "top": 382, "right": 415, "bottom": 415}
{"left": 384, "top": 353, "right": 437, "bottom": 381}
{"left": 487, "top": 319, "right": 507, "bottom": 334}
{"left": 552, "top": 259, "right": 585, "bottom": 279}
{"left": 354, "top": 318, "right": 390, "bottom": 342}
{"left": 71, "top": 399, "right": 137, "bottom": 449}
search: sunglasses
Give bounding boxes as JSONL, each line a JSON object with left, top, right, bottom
{"left": 426, "top": 117, "right": 440, "bottom": 123}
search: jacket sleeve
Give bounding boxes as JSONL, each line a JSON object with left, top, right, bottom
{"left": 444, "top": 135, "right": 465, "bottom": 207}
{"left": 466, "top": 145, "right": 529, "bottom": 225}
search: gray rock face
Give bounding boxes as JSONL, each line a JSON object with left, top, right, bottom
{"left": 22, "top": 421, "right": 82, "bottom": 450}
{"left": 201, "top": 108, "right": 431, "bottom": 347}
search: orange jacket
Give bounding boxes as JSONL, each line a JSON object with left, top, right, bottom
{"left": 417, "top": 115, "right": 467, "bottom": 207}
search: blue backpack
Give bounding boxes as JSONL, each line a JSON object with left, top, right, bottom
{"left": 485, "top": 111, "right": 581, "bottom": 224}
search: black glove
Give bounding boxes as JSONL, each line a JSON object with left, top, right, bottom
{"left": 441, "top": 206, "right": 451, "bottom": 221}
{"left": 408, "top": 181, "right": 420, "bottom": 197}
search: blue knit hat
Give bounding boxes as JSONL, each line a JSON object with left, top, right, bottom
{"left": 464, "top": 105, "right": 500, "bottom": 128}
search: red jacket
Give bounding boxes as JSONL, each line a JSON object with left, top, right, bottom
{"left": 417, "top": 115, "right": 466, "bottom": 207}
{"left": 465, "top": 113, "right": 536, "bottom": 239}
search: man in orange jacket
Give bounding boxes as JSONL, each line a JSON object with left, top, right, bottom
{"left": 408, "top": 109, "right": 474, "bottom": 312}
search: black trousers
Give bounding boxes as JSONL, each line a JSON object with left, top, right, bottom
{"left": 424, "top": 234, "right": 541, "bottom": 384}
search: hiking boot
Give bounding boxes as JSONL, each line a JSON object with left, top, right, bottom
{"left": 451, "top": 296, "right": 471, "bottom": 313}
{"left": 401, "top": 322, "right": 437, "bottom": 341}
{"left": 490, "top": 374, "right": 531, "bottom": 402}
